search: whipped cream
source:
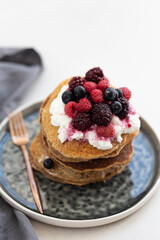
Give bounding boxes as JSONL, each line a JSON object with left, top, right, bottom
{"left": 49, "top": 85, "right": 140, "bottom": 150}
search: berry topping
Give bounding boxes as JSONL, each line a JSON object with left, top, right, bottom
{"left": 90, "top": 89, "right": 104, "bottom": 103}
{"left": 85, "top": 67, "right": 104, "bottom": 83}
{"left": 103, "top": 87, "right": 117, "bottom": 101}
{"left": 62, "top": 90, "right": 75, "bottom": 104}
{"left": 110, "top": 101, "right": 122, "bottom": 114}
{"left": 116, "top": 97, "right": 129, "bottom": 119}
{"left": 97, "top": 78, "right": 110, "bottom": 91}
{"left": 60, "top": 67, "right": 133, "bottom": 132}
{"left": 72, "top": 112, "right": 92, "bottom": 131}
{"left": 76, "top": 98, "right": 92, "bottom": 112}
{"left": 73, "top": 86, "right": 86, "bottom": 100}
{"left": 83, "top": 82, "right": 97, "bottom": 93}
{"left": 120, "top": 87, "right": 131, "bottom": 101}
{"left": 91, "top": 103, "right": 112, "bottom": 126}
{"left": 97, "top": 124, "right": 115, "bottom": 138}
{"left": 64, "top": 101, "right": 77, "bottom": 118}
{"left": 69, "top": 76, "right": 86, "bottom": 90}
{"left": 115, "top": 88, "right": 123, "bottom": 98}
{"left": 43, "top": 158, "right": 54, "bottom": 169}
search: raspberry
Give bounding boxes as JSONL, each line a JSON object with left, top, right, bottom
{"left": 97, "top": 78, "right": 110, "bottom": 91}
{"left": 97, "top": 124, "right": 115, "bottom": 138}
{"left": 69, "top": 76, "right": 86, "bottom": 90}
{"left": 76, "top": 98, "right": 92, "bottom": 112}
{"left": 116, "top": 97, "right": 129, "bottom": 119}
{"left": 120, "top": 87, "right": 131, "bottom": 101}
{"left": 85, "top": 67, "right": 104, "bottom": 83}
{"left": 83, "top": 82, "right": 97, "bottom": 93}
{"left": 90, "top": 89, "right": 104, "bottom": 103}
{"left": 72, "top": 112, "right": 92, "bottom": 131}
{"left": 64, "top": 101, "right": 77, "bottom": 118}
{"left": 91, "top": 103, "right": 112, "bottom": 126}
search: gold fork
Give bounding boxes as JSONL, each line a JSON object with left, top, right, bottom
{"left": 8, "top": 111, "right": 43, "bottom": 214}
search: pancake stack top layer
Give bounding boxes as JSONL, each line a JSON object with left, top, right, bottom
{"left": 29, "top": 67, "right": 140, "bottom": 185}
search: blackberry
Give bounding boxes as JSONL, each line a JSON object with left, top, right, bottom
{"left": 69, "top": 76, "right": 86, "bottom": 90}
{"left": 72, "top": 112, "right": 92, "bottom": 131}
{"left": 85, "top": 67, "right": 104, "bottom": 83}
{"left": 91, "top": 103, "right": 112, "bottom": 126}
{"left": 116, "top": 97, "right": 129, "bottom": 119}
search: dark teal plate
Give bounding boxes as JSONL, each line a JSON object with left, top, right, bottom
{"left": 0, "top": 101, "right": 160, "bottom": 228}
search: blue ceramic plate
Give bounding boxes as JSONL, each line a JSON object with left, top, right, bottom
{"left": 0, "top": 101, "right": 160, "bottom": 228}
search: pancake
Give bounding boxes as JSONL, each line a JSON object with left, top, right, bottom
{"left": 39, "top": 78, "right": 139, "bottom": 162}
{"left": 29, "top": 133, "right": 134, "bottom": 186}
{"left": 41, "top": 129, "right": 137, "bottom": 163}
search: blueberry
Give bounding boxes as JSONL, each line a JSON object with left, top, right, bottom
{"left": 73, "top": 86, "right": 86, "bottom": 99}
{"left": 115, "top": 88, "right": 123, "bottom": 98}
{"left": 62, "top": 90, "right": 74, "bottom": 104}
{"left": 110, "top": 101, "right": 122, "bottom": 114}
{"left": 43, "top": 158, "right": 54, "bottom": 169}
{"left": 104, "top": 87, "right": 117, "bottom": 101}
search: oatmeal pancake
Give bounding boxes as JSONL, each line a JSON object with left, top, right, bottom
{"left": 39, "top": 79, "right": 139, "bottom": 162}
{"left": 29, "top": 133, "right": 134, "bottom": 186}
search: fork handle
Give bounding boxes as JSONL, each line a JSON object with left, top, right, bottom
{"left": 21, "top": 145, "right": 43, "bottom": 214}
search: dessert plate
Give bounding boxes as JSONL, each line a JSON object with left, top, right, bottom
{"left": 0, "top": 101, "right": 160, "bottom": 228}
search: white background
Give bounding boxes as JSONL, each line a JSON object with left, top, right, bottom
{"left": 0, "top": 0, "right": 160, "bottom": 239}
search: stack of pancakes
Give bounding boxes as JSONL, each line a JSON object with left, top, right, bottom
{"left": 29, "top": 79, "right": 139, "bottom": 186}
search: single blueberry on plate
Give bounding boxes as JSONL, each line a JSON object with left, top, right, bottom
{"left": 43, "top": 158, "right": 54, "bottom": 169}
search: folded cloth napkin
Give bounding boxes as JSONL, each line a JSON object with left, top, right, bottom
{"left": 0, "top": 48, "right": 42, "bottom": 239}
{"left": 0, "top": 48, "right": 42, "bottom": 122}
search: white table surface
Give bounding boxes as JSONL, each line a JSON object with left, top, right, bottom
{"left": 1, "top": 0, "right": 160, "bottom": 239}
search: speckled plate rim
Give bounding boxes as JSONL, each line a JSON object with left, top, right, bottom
{"left": 0, "top": 100, "right": 160, "bottom": 228}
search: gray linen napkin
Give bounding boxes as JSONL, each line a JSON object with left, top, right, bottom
{"left": 0, "top": 48, "right": 42, "bottom": 240}
{"left": 0, "top": 48, "right": 42, "bottom": 121}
